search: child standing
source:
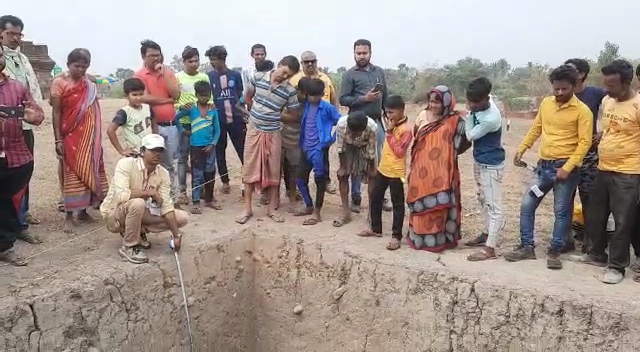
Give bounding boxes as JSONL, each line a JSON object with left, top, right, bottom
{"left": 357, "top": 96, "right": 412, "bottom": 250}
{"left": 294, "top": 78, "right": 342, "bottom": 225}
{"left": 107, "top": 78, "right": 158, "bottom": 156}
{"left": 174, "top": 81, "right": 221, "bottom": 214}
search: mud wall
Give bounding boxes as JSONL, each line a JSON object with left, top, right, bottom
{"left": 1, "top": 229, "right": 639, "bottom": 351}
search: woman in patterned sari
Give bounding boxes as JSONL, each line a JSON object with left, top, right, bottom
{"left": 406, "top": 85, "right": 471, "bottom": 252}
{"left": 51, "top": 49, "right": 108, "bottom": 233}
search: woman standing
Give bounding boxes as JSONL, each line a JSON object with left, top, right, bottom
{"left": 51, "top": 49, "right": 108, "bottom": 233}
{"left": 406, "top": 85, "right": 470, "bottom": 252}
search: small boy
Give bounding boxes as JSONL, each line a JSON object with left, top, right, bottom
{"left": 332, "top": 111, "right": 379, "bottom": 228}
{"left": 294, "top": 78, "right": 342, "bottom": 225}
{"left": 174, "top": 81, "right": 221, "bottom": 214}
{"left": 357, "top": 96, "right": 412, "bottom": 250}
{"left": 107, "top": 78, "right": 158, "bottom": 156}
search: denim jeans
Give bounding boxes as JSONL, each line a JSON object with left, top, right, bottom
{"left": 351, "top": 118, "right": 385, "bottom": 205}
{"left": 158, "top": 125, "right": 180, "bottom": 199}
{"left": 474, "top": 162, "right": 505, "bottom": 248}
{"left": 177, "top": 133, "right": 191, "bottom": 193}
{"left": 190, "top": 146, "right": 216, "bottom": 203}
{"left": 519, "top": 159, "right": 578, "bottom": 251}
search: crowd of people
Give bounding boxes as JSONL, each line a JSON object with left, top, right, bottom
{"left": 1, "top": 15, "right": 640, "bottom": 285}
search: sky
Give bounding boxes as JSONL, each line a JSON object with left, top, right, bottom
{"left": 6, "top": 0, "right": 640, "bottom": 76}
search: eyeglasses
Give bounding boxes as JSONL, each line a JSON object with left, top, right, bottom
{"left": 302, "top": 60, "right": 317, "bottom": 65}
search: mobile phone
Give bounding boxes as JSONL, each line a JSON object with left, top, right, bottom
{"left": 372, "top": 83, "right": 384, "bottom": 93}
{"left": 0, "top": 106, "right": 24, "bottom": 118}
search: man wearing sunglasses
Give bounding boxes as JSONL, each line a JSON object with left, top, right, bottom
{"left": 290, "top": 51, "right": 340, "bottom": 194}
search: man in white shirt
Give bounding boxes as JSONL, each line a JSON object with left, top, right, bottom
{"left": 241, "top": 44, "right": 267, "bottom": 96}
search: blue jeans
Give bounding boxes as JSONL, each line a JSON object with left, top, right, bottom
{"left": 519, "top": 159, "right": 578, "bottom": 251}
{"left": 177, "top": 133, "right": 191, "bottom": 193}
{"left": 190, "top": 146, "right": 216, "bottom": 203}
{"left": 158, "top": 125, "right": 180, "bottom": 198}
{"left": 350, "top": 118, "right": 385, "bottom": 205}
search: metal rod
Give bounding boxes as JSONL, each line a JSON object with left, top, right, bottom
{"left": 173, "top": 251, "right": 194, "bottom": 350}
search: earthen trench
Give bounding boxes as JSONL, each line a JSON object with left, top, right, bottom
{"left": 2, "top": 228, "right": 640, "bottom": 352}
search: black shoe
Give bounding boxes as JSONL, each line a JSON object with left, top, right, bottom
{"left": 560, "top": 241, "right": 575, "bottom": 254}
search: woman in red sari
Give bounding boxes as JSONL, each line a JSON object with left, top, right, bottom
{"left": 406, "top": 85, "right": 471, "bottom": 252}
{"left": 51, "top": 49, "right": 108, "bottom": 233}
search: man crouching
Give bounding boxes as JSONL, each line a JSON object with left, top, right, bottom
{"left": 100, "top": 134, "right": 189, "bottom": 264}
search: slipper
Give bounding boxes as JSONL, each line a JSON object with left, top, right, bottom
{"left": 204, "top": 201, "right": 222, "bottom": 210}
{"left": 386, "top": 238, "right": 401, "bottom": 251}
{"left": 235, "top": 213, "right": 253, "bottom": 224}
{"left": 221, "top": 184, "right": 231, "bottom": 194}
{"left": 467, "top": 247, "right": 497, "bottom": 262}
{"left": 17, "top": 232, "right": 43, "bottom": 244}
{"left": 357, "top": 229, "right": 383, "bottom": 237}
{"left": 267, "top": 213, "right": 285, "bottom": 223}
{"left": 332, "top": 217, "right": 351, "bottom": 228}
{"left": 190, "top": 206, "right": 202, "bottom": 214}
{"left": 302, "top": 218, "right": 320, "bottom": 226}
{"left": 293, "top": 208, "right": 314, "bottom": 217}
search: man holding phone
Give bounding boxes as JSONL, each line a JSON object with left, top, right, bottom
{"left": 339, "top": 39, "right": 391, "bottom": 213}
{"left": 0, "top": 43, "right": 45, "bottom": 265}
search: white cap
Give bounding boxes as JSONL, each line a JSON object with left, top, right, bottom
{"left": 141, "top": 134, "right": 165, "bottom": 150}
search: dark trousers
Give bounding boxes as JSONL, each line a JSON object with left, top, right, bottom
{"left": 216, "top": 122, "right": 246, "bottom": 184}
{"left": 20, "top": 130, "right": 35, "bottom": 226}
{"left": 0, "top": 161, "right": 34, "bottom": 252}
{"left": 296, "top": 149, "right": 329, "bottom": 208}
{"left": 586, "top": 171, "right": 640, "bottom": 273}
{"left": 190, "top": 147, "right": 216, "bottom": 203}
{"left": 369, "top": 172, "right": 404, "bottom": 239}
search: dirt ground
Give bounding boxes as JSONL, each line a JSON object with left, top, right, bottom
{"left": 5, "top": 100, "right": 640, "bottom": 351}
{"left": 13, "top": 100, "right": 554, "bottom": 267}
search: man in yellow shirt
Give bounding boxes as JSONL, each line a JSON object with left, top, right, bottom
{"left": 578, "top": 60, "right": 640, "bottom": 284}
{"left": 505, "top": 65, "right": 593, "bottom": 270}
{"left": 289, "top": 51, "right": 341, "bottom": 195}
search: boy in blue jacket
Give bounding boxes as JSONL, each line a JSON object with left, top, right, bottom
{"left": 294, "top": 78, "right": 342, "bottom": 225}
{"left": 175, "top": 81, "right": 221, "bottom": 214}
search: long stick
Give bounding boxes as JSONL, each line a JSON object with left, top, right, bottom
{"left": 173, "top": 251, "right": 194, "bottom": 350}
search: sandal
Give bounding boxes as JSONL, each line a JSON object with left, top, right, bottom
{"left": 190, "top": 206, "right": 202, "bottom": 214}
{"left": 302, "top": 218, "right": 321, "bottom": 226}
{"left": 386, "top": 238, "right": 401, "bottom": 251}
{"left": 267, "top": 213, "right": 285, "bottom": 223}
{"left": 467, "top": 247, "right": 497, "bottom": 262}
{"left": 235, "top": 213, "right": 253, "bottom": 224}
{"left": 204, "top": 201, "right": 222, "bottom": 210}
{"left": 293, "top": 208, "right": 314, "bottom": 217}
{"left": 357, "top": 229, "right": 383, "bottom": 237}
{"left": 332, "top": 217, "right": 351, "bottom": 228}
{"left": 221, "top": 183, "right": 231, "bottom": 194}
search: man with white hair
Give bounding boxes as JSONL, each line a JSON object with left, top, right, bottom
{"left": 100, "top": 134, "right": 189, "bottom": 264}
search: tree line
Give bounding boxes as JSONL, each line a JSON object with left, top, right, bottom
{"left": 108, "top": 41, "right": 639, "bottom": 112}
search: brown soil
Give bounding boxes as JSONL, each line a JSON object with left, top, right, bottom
{"left": 1, "top": 100, "right": 639, "bottom": 351}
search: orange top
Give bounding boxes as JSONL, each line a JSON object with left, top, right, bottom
{"left": 134, "top": 67, "right": 177, "bottom": 123}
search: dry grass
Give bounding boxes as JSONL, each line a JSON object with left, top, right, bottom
{"left": 23, "top": 99, "right": 553, "bottom": 257}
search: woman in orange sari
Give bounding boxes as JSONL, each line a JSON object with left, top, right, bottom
{"left": 407, "top": 85, "right": 470, "bottom": 252}
{"left": 51, "top": 49, "right": 108, "bottom": 233}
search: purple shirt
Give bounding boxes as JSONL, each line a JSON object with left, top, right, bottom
{"left": 302, "top": 104, "right": 320, "bottom": 151}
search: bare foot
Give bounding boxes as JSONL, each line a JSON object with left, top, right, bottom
{"left": 63, "top": 218, "right": 77, "bottom": 234}
{"left": 77, "top": 210, "right": 96, "bottom": 223}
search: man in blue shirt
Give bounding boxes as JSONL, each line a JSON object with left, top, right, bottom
{"left": 462, "top": 77, "right": 506, "bottom": 261}
{"left": 206, "top": 46, "right": 245, "bottom": 196}
{"left": 564, "top": 58, "right": 607, "bottom": 253}
{"left": 175, "top": 81, "right": 221, "bottom": 213}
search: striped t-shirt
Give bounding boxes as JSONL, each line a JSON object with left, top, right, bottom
{"left": 249, "top": 71, "right": 300, "bottom": 132}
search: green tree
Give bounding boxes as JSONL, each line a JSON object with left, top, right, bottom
{"left": 114, "top": 68, "right": 134, "bottom": 80}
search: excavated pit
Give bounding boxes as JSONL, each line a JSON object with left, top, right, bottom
{"left": 2, "top": 225, "right": 640, "bottom": 352}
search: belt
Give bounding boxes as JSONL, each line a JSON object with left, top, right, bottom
{"left": 158, "top": 121, "right": 177, "bottom": 127}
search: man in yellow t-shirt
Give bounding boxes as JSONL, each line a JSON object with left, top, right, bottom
{"left": 581, "top": 59, "right": 640, "bottom": 285}
{"left": 289, "top": 51, "right": 341, "bottom": 195}
{"left": 506, "top": 65, "right": 593, "bottom": 270}
{"left": 174, "top": 46, "right": 210, "bottom": 204}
